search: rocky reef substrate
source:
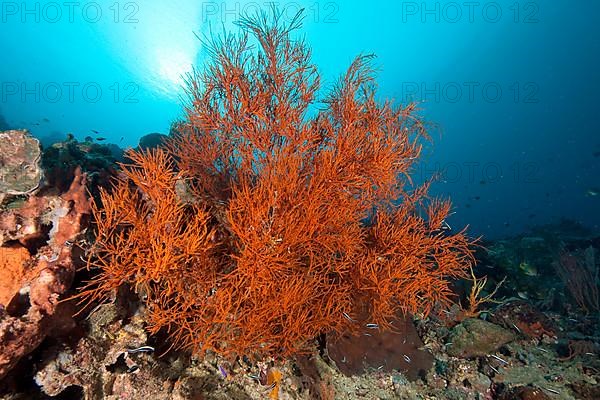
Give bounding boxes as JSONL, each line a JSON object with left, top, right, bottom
{"left": 0, "top": 130, "right": 599, "bottom": 400}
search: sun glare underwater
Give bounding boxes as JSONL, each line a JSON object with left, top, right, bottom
{"left": 2, "top": 1, "right": 599, "bottom": 241}
{"left": 1, "top": 1, "right": 599, "bottom": 240}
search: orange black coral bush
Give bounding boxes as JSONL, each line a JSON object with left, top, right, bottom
{"left": 79, "top": 10, "right": 475, "bottom": 358}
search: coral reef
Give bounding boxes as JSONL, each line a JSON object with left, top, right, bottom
{"left": 553, "top": 245, "right": 598, "bottom": 312}
{"left": 0, "top": 130, "right": 42, "bottom": 206}
{"left": 1, "top": 10, "right": 600, "bottom": 400}
{"left": 41, "top": 133, "right": 121, "bottom": 193}
{"left": 0, "top": 167, "right": 90, "bottom": 379}
{"left": 481, "top": 221, "right": 600, "bottom": 315}
{"left": 0, "top": 245, "right": 31, "bottom": 306}
{"left": 78, "top": 9, "right": 475, "bottom": 361}
{"left": 25, "top": 282, "right": 600, "bottom": 400}
{"left": 1, "top": 136, "right": 597, "bottom": 400}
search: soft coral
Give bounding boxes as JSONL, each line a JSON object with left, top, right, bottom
{"left": 79, "top": 8, "right": 475, "bottom": 359}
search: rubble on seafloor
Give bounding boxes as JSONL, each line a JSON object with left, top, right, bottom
{"left": 0, "top": 130, "right": 599, "bottom": 399}
{"left": 21, "top": 300, "right": 600, "bottom": 400}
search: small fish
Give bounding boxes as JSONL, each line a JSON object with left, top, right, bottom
{"left": 586, "top": 189, "right": 599, "bottom": 197}
{"left": 127, "top": 346, "right": 155, "bottom": 354}
{"left": 519, "top": 261, "right": 538, "bottom": 277}
{"left": 490, "top": 354, "right": 508, "bottom": 364}
{"left": 342, "top": 312, "right": 355, "bottom": 322}
{"left": 472, "top": 196, "right": 481, "bottom": 200}
{"left": 40, "top": 253, "right": 59, "bottom": 263}
{"left": 403, "top": 354, "right": 411, "bottom": 363}
{"left": 91, "top": 129, "right": 100, "bottom": 134}
{"left": 42, "top": 118, "right": 50, "bottom": 123}
{"left": 127, "top": 365, "right": 139, "bottom": 373}
{"left": 543, "top": 387, "right": 560, "bottom": 395}
{"left": 441, "top": 220, "right": 452, "bottom": 231}
{"left": 593, "top": 151, "right": 600, "bottom": 158}
{"left": 365, "top": 323, "right": 379, "bottom": 329}
{"left": 479, "top": 180, "right": 486, "bottom": 185}
{"left": 218, "top": 365, "right": 228, "bottom": 378}
{"left": 120, "top": 136, "right": 124, "bottom": 142}
{"left": 96, "top": 137, "right": 107, "bottom": 141}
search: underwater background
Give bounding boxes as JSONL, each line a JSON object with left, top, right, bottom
{"left": 1, "top": 0, "right": 599, "bottom": 239}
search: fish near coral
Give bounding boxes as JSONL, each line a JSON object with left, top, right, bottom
{"left": 77, "top": 8, "right": 475, "bottom": 360}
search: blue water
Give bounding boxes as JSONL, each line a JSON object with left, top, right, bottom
{"left": 1, "top": 1, "right": 598, "bottom": 239}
